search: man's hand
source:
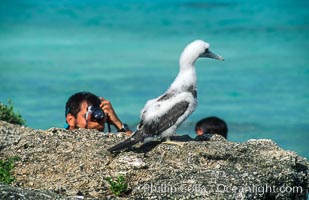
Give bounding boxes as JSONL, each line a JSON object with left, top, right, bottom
{"left": 99, "top": 97, "right": 122, "bottom": 130}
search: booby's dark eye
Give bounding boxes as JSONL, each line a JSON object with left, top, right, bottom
{"left": 204, "top": 48, "right": 210, "bottom": 53}
{"left": 200, "top": 48, "right": 209, "bottom": 56}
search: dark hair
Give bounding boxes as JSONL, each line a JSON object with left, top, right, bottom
{"left": 195, "top": 116, "right": 228, "bottom": 138}
{"left": 65, "top": 91, "right": 101, "bottom": 118}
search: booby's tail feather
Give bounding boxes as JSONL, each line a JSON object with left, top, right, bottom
{"left": 107, "top": 130, "right": 143, "bottom": 152}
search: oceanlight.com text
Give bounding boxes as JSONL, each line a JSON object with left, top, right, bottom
{"left": 216, "top": 183, "right": 304, "bottom": 195}
{"left": 138, "top": 182, "right": 305, "bottom": 196}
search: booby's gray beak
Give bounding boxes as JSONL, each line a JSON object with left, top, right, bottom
{"left": 202, "top": 49, "right": 224, "bottom": 61}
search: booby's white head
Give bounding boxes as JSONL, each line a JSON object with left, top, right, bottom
{"left": 170, "top": 40, "right": 224, "bottom": 90}
{"left": 179, "top": 40, "right": 224, "bottom": 70}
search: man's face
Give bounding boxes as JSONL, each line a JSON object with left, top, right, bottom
{"left": 74, "top": 101, "right": 105, "bottom": 131}
{"left": 196, "top": 128, "right": 204, "bottom": 136}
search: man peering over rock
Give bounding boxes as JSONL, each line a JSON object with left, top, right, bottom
{"left": 64, "top": 91, "right": 132, "bottom": 135}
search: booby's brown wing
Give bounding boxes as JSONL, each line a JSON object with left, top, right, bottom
{"left": 107, "top": 101, "right": 189, "bottom": 153}
{"left": 141, "top": 101, "right": 189, "bottom": 137}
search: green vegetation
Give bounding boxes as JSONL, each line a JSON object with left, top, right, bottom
{"left": 0, "top": 156, "right": 20, "bottom": 184}
{"left": 0, "top": 99, "right": 26, "bottom": 125}
{"left": 105, "top": 175, "right": 128, "bottom": 197}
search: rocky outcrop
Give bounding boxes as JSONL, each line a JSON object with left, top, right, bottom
{"left": 0, "top": 120, "right": 308, "bottom": 199}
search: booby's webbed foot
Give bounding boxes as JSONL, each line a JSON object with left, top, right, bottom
{"left": 162, "top": 137, "right": 184, "bottom": 147}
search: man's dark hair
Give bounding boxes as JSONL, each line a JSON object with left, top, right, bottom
{"left": 195, "top": 116, "right": 228, "bottom": 138}
{"left": 65, "top": 91, "right": 101, "bottom": 118}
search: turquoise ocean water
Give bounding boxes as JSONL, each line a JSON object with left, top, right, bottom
{"left": 0, "top": 0, "right": 308, "bottom": 159}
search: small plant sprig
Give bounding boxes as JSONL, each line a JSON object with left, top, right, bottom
{"left": 0, "top": 156, "right": 20, "bottom": 184}
{"left": 0, "top": 99, "right": 26, "bottom": 125}
{"left": 105, "top": 175, "right": 128, "bottom": 197}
